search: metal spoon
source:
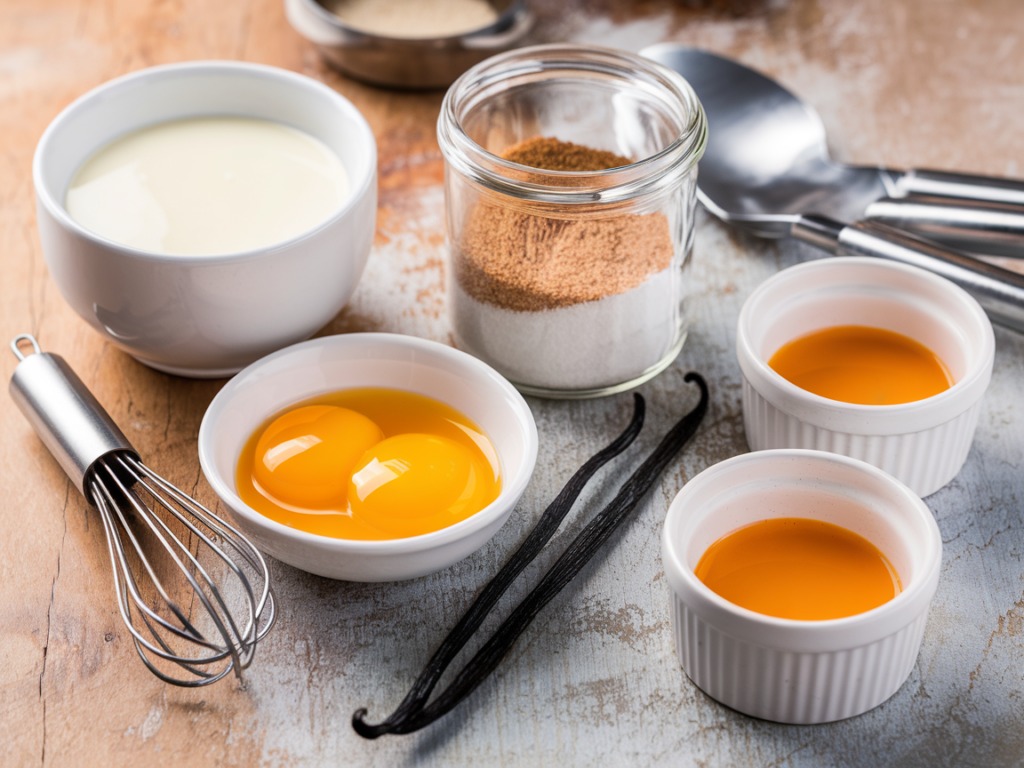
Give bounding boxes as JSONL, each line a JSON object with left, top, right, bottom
{"left": 642, "top": 43, "right": 1024, "bottom": 332}
{"left": 641, "top": 43, "right": 1024, "bottom": 250}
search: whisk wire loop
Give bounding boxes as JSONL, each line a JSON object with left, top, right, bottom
{"left": 90, "top": 454, "right": 276, "bottom": 686}
{"left": 123, "top": 454, "right": 275, "bottom": 635}
{"left": 111, "top": 459, "right": 249, "bottom": 649}
{"left": 125, "top": 465, "right": 275, "bottom": 668}
{"left": 92, "top": 476, "right": 226, "bottom": 683}
{"left": 95, "top": 463, "right": 212, "bottom": 643}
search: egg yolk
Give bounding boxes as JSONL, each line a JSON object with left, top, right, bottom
{"left": 347, "top": 434, "right": 490, "bottom": 537}
{"left": 236, "top": 388, "right": 502, "bottom": 541}
{"left": 252, "top": 405, "right": 384, "bottom": 506}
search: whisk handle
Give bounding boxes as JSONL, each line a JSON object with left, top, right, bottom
{"left": 9, "top": 336, "right": 137, "bottom": 502}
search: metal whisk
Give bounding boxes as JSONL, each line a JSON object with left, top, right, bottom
{"left": 9, "top": 334, "right": 276, "bottom": 687}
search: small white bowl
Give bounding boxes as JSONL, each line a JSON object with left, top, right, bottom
{"left": 662, "top": 449, "right": 942, "bottom": 724}
{"left": 737, "top": 257, "right": 994, "bottom": 496}
{"left": 197, "top": 333, "right": 538, "bottom": 582}
{"left": 34, "top": 61, "right": 377, "bottom": 378}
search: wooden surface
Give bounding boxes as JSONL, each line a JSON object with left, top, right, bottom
{"left": 3, "top": 1, "right": 1024, "bottom": 765}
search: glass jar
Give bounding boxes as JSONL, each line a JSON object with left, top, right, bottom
{"left": 437, "top": 44, "right": 707, "bottom": 398}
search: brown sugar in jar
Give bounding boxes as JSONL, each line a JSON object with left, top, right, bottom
{"left": 437, "top": 46, "right": 707, "bottom": 397}
{"left": 448, "top": 137, "right": 682, "bottom": 392}
{"left": 455, "top": 138, "right": 675, "bottom": 313}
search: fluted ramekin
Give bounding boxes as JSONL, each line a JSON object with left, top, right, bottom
{"left": 737, "top": 257, "right": 994, "bottom": 497}
{"left": 662, "top": 449, "right": 942, "bottom": 724}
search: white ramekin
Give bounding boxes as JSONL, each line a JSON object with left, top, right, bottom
{"left": 34, "top": 61, "right": 377, "bottom": 378}
{"left": 662, "top": 449, "right": 942, "bottom": 724}
{"left": 736, "top": 257, "right": 995, "bottom": 497}
{"left": 198, "top": 333, "right": 539, "bottom": 582}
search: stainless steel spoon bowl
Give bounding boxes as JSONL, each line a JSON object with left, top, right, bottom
{"left": 642, "top": 44, "right": 897, "bottom": 238}
{"left": 641, "top": 44, "right": 1024, "bottom": 253}
{"left": 642, "top": 43, "right": 1024, "bottom": 332}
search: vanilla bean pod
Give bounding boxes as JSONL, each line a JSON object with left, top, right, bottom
{"left": 352, "top": 393, "right": 646, "bottom": 739}
{"left": 355, "top": 373, "right": 708, "bottom": 738}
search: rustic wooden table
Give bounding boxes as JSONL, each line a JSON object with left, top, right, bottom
{"left": 3, "top": 1, "right": 1023, "bottom": 765}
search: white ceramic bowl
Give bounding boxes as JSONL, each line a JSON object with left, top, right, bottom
{"left": 34, "top": 61, "right": 377, "bottom": 378}
{"left": 737, "top": 257, "right": 994, "bottom": 497}
{"left": 198, "top": 333, "right": 539, "bottom": 581}
{"left": 662, "top": 449, "right": 942, "bottom": 724}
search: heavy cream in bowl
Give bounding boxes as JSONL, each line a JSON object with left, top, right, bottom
{"left": 34, "top": 61, "right": 378, "bottom": 377}
{"left": 66, "top": 117, "right": 350, "bottom": 256}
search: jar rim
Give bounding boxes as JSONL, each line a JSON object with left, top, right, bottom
{"left": 437, "top": 43, "right": 708, "bottom": 206}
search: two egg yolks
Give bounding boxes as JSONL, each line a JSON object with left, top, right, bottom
{"left": 695, "top": 518, "right": 902, "bottom": 621}
{"left": 237, "top": 389, "right": 501, "bottom": 540}
{"left": 768, "top": 325, "right": 954, "bottom": 405}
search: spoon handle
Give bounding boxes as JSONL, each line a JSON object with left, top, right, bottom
{"left": 865, "top": 195, "right": 1024, "bottom": 259}
{"left": 793, "top": 214, "right": 1024, "bottom": 333}
{"left": 897, "top": 169, "right": 1024, "bottom": 207}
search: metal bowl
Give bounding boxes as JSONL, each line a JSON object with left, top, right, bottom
{"left": 284, "top": 0, "right": 532, "bottom": 89}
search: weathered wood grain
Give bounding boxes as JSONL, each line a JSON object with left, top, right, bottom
{"left": 1, "top": 1, "right": 1023, "bottom": 765}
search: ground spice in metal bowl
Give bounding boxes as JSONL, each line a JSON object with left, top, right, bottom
{"left": 454, "top": 137, "right": 675, "bottom": 312}
{"left": 325, "top": 0, "right": 499, "bottom": 39}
